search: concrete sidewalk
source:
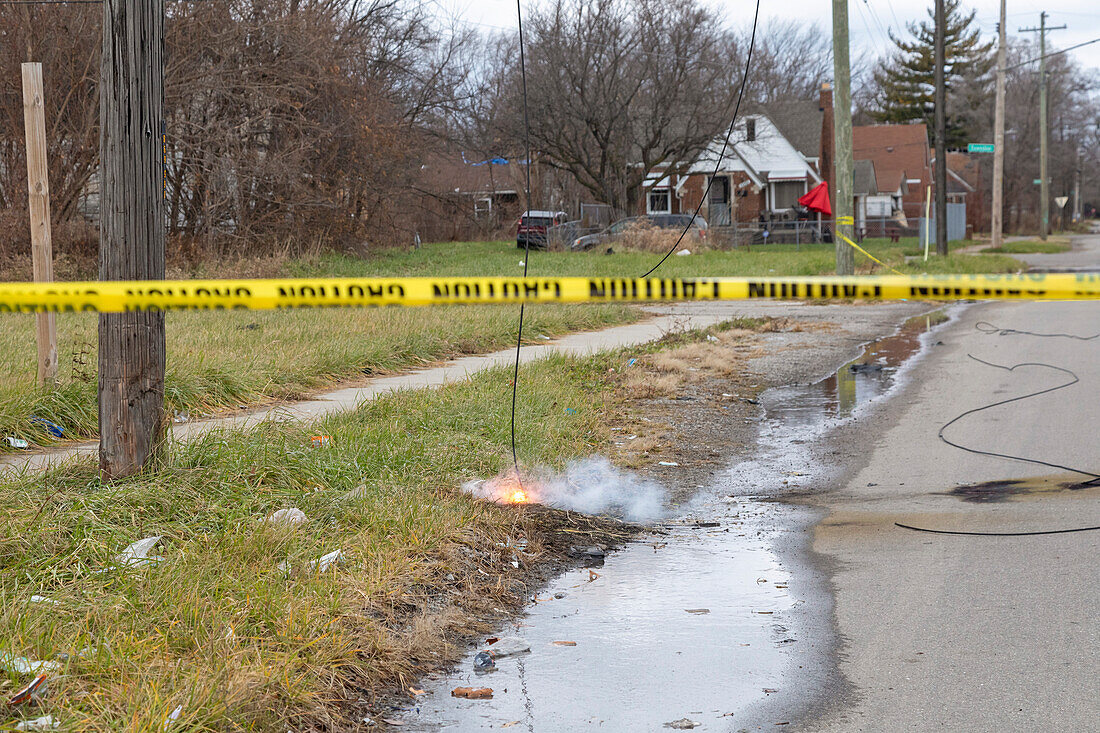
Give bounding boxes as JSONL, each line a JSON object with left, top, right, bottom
{"left": 2, "top": 301, "right": 830, "bottom": 475}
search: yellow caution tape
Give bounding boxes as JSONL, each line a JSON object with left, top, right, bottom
{"left": 837, "top": 232, "right": 906, "bottom": 275}
{"left": 0, "top": 274, "right": 1097, "bottom": 312}
{"left": 836, "top": 216, "right": 855, "bottom": 226}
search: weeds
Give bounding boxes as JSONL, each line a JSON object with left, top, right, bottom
{"left": 0, "top": 354, "right": 617, "bottom": 730}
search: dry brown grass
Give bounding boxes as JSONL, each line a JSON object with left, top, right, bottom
{"left": 617, "top": 221, "right": 711, "bottom": 253}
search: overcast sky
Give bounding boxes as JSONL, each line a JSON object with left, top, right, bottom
{"left": 430, "top": 0, "right": 1100, "bottom": 71}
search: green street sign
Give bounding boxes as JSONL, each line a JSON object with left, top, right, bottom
{"left": 967, "top": 143, "right": 995, "bottom": 153}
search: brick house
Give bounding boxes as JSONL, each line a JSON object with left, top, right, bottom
{"left": 642, "top": 110, "right": 823, "bottom": 226}
{"left": 852, "top": 123, "right": 932, "bottom": 222}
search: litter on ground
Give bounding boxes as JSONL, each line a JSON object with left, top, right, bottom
{"left": 15, "top": 716, "right": 59, "bottom": 731}
{"left": 115, "top": 536, "right": 165, "bottom": 568}
{"left": 451, "top": 687, "right": 493, "bottom": 699}
{"left": 264, "top": 508, "right": 307, "bottom": 527}
{"left": 0, "top": 654, "right": 61, "bottom": 675}
{"left": 484, "top": 636, "right": 530, "bottom": 658}
{"left": 8, "top": 674, "right": 49, "bottom": 705}
{"left": 308, "top": 549, "right": 345, "bottom": 572}
{"left": 163, "top": 704, "right": 183, "bottom": 730}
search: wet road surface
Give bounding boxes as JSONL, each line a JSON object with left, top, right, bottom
{"left": 405, "top": 310, "right": 952, "bottom": 731}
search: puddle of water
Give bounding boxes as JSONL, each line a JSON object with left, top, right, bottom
{"left": 763, "top": 310, "right": 948, "bottom": 430}
{"left": 400, "top": 310, "right": 953, "bottom": 731}
{"left": 403, "top": 497, "right": 796, "bottom": 731}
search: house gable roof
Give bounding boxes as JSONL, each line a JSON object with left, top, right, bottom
{"left": 852, "top": 124, "right": 930, "bottom": 195}
{"left": 853, "top": 159, "right": 877, "bottom": 196}
{"left": 750, "top": 99, "right": 823, "bottom": 161}
{"left": 689, "top": 114, "right": 820, "bottom": 185}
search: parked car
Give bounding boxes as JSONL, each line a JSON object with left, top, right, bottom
{"left": 516, "top": 210, "right": 569, "bottom": 249}
{"left": 570, "top": 214, "right": 708, "bottom": 251}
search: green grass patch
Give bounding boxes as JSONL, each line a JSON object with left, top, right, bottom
{"left": 0, "top": 303, "right": 636, "bottom": 449}
{"left": 0, "top": 237, "right": 1022, "bottom": 450}
{"left": 301, "top": 238, "right": 1022, "bottom": 280}
{"left": 984, "top": 239, "right": 1072, "bottom": 254}
{"left": 0, "top": 352, "right": 623, "bottom": 730}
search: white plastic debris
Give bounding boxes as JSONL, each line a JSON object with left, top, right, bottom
{"left": 675, "top": 248, "right": 692, "bottom": 256}
{"left": 15, "top": 716, "right": 59, "bottom": 731}
{"left": 0, "top": 654, "right": 61, "bottom": 675}
{"left": 658, "top": 461, "right": 680, "bottom": 467}
{"left": 116, "top": 536, "right": 165, "bottom": 568}
{"left": 706, "top": 334, "right": 719, "bottom": 342}
{"left": 172, "top": 411, "right": 189, "bottom": 424}
{"left": 163, "top": 704, "right": 183, "bottom": 731}
{"left": 308, "top": 550, "right": 345, "bottom": 573}
{"left": 276, "top": 560, "right": 292, "bottom": 575}
{"left": 484, "top": 636, "right": 530, "bottom": 658}
{"left": 264, "top": 508, "right": 307, "bottom": 527}
{"left": 518, "top": 260, "right": 525, "bottom": 266}
{"left": 4, "top": 437, "right": 30, "bottom": 449}
{"left": 28, "top": 596, "right": 58, "bottom": 605}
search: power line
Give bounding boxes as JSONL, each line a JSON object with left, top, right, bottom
{"left": 1006, "top": 35, "right": 1100, "bottom": 70}
{"left": 879, "top": 0, "right": 902, "bottom": 32}
{"left": 640, "top": 0, "right": 761, "bottom": 279}
{"left": 510, "top": 0, "right": 534, "bottom": 478}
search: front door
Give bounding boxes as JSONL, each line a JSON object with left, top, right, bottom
{"left": 708, "top": 176, "right": 731, "bottom": 226}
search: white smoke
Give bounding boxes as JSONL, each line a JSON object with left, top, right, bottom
{"left": 463, "top": 455, "right": 668, "bottom": 522}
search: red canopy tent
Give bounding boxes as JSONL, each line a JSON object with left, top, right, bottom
{"left": 798, "top": 182, "right": 832, "bottom": 216}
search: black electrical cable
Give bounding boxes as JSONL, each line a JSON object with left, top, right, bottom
{"left": 639, "top": 0, "right": 760, "bottom": 279}
{"left": 509, "top": 0, "right": 534, "bottom": 478}
{"left": 975, "top": 320, "right": 1100, "bottom": 341}
{"left": 894, "top": 522, "right": 1100, "bottom": 536}
{"left": 938, "top": 354, "right": 1100, "bottom": 481}
{"left": 896, "top": 341, "right": 1100, "bottom": 537}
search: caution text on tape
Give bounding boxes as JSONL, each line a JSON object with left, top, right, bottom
{"left": 0, "top": 274, "right": 1098, "bottom": 312}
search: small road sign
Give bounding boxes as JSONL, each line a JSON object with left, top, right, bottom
{"left": 1055, "top": 196, "right": 1069, "bottom": 208}
{"left": 967, "top": 143, "right": 995, "bottom": 153}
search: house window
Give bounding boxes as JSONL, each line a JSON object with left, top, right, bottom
{"left": 647, "top": 188, "right": 671, "bottom": 214}
{"left": 772, "top": 181, "right": 804, "bottom": 211}
{"left": 746, "top": 118, "right": 756, "bottom": 142}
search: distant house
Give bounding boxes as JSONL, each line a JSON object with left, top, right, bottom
{"left": 852, "top": 123, "right": 932, "bottom": 222}
{"left": 853, "top": 159, "right": 880, "bottom": 232}
{"left": 946, "top": 151, "right": 983, "bottom": 234}
{"left": 411, "top": 152, "right": 530, "bottom": 241}
{"left": 642, "top": 106, "right": 824, "bottom": 227}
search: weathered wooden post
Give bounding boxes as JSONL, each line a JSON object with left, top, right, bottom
{"left": 21, "top": 62, "right": 58, "bottom": 387}
{"left": 98, "top": 0, "right": 167, "bottom": 479}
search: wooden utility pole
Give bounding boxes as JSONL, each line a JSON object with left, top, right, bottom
{"left": 991, "top": 0, "right": 1007, "bottom": 248}
{"left": 831, "top": 0, "right": 854, "bottom": 275}
{"left": 98, "top": 0, "right": 167, "bottom": 479}
{"left": 1021, "top": 13, "right": 1066, "bottom": 240}
{"left": 21, "top": 62, "right": 58, "bottom": 387}
{"left": 933, "top": 0, "right": 948, "bottom": 256}
{"left": 1073, "top": 151, "right": 1081, "bottom": 223}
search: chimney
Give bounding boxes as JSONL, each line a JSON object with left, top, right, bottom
{"left": 819, "top": 82, "right": 834, "bottom": 185}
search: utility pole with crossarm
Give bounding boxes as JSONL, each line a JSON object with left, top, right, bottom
{"left": 1020, "top": 12, "right": 1066, "bottom": 241}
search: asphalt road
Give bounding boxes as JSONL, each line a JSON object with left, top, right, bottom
{"left": 803, "top": 295, "right": 1100, "bottom": 731}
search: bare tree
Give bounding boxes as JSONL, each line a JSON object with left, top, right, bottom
{"left": 739, "top": 19, "right": 833, "bottom": 105}
{"left": 476, "top": 0, "right": 740, "bottom": 212}
{"left": 0, "top": 5, "right": 99, "bottom": 249}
